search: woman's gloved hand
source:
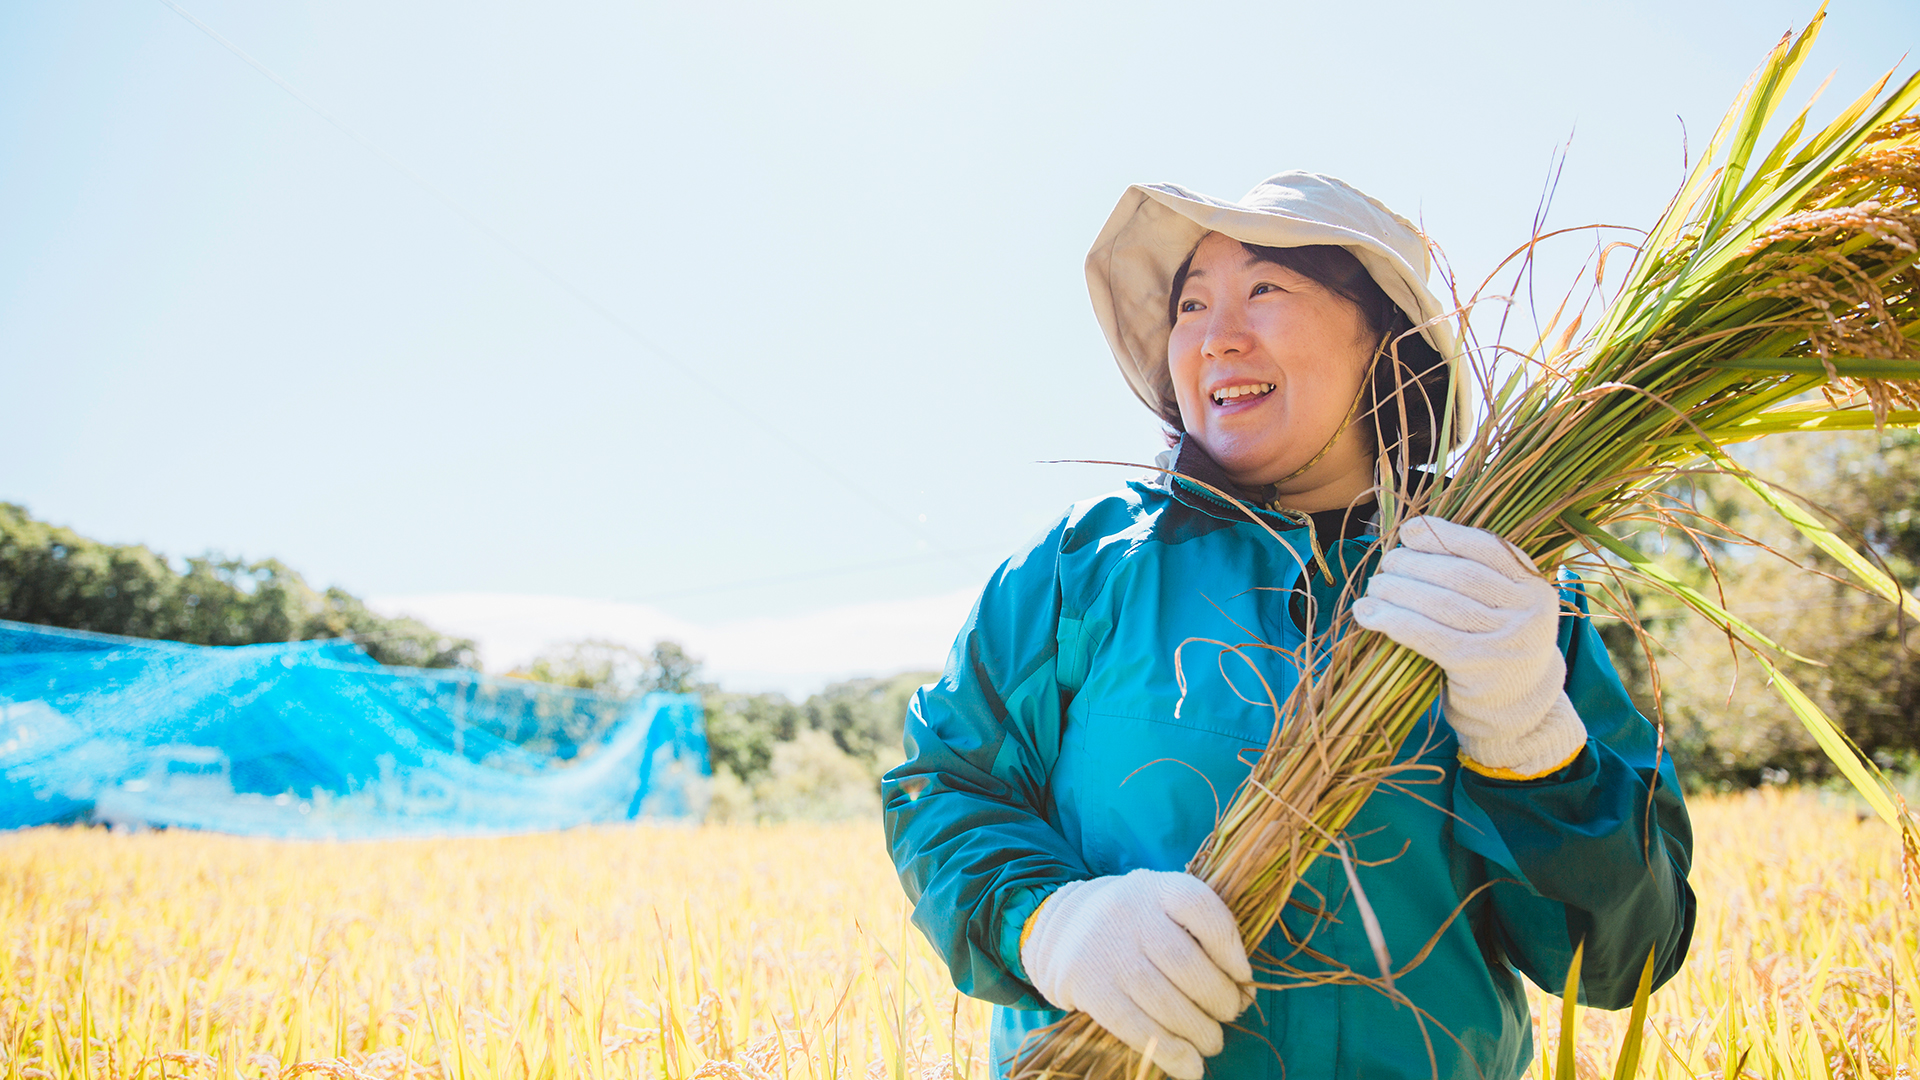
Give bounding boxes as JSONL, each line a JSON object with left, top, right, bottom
{"left": 1350, "top": 515, "right": 1589, "bottom": 779}
{"left": 1021, "top": 868, "right": 1253, "bottom": 1080}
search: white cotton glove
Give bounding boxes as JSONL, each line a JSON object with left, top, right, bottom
{"left": 1350, "top": 515, "right": 1588, "bottom": 779}
{"left": 1021, "top": 869, "right": 1253, "bottom": 1080}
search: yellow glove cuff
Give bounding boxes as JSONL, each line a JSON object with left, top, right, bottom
{"left": 1458, "top": 744, "right": 1584, "bottom": 782}
{"left": 1019, "top": 894, "right": 1053, "bottom": 953}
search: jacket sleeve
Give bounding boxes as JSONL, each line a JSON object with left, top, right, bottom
{"left": 881, "top": 515, "right": 1093, "bottom": 1008}
{"left": 1449, "top": 584, "right": 1697, "bottom": 1009}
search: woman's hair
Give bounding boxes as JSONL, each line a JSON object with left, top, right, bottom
{"left": 1163, "top": 241, "right": 1451, "bottom": 471}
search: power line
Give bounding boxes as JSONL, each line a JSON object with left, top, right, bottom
{"left": 151, "top": 0, "right": 956, "bottom": 560}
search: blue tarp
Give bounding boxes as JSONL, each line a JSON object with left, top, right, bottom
{"left": 0, "top": 619, "right": 709, "bottom": 836}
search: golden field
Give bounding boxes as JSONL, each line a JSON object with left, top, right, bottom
{"left": 0, "top": 790, "right": 1910, "bottom": 1080}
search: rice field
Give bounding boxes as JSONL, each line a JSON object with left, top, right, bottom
{"left": 0, "top": 789, "right": 1909, "bottom": 1080}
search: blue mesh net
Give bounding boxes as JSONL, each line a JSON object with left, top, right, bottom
{"left": 0, "top": 619, "right": 709, "bottom": 836}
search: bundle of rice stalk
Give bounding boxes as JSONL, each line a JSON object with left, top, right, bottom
{"left": 1014, "top": 10, "right": 1920, "bottom": 1080}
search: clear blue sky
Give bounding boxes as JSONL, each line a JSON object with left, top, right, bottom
{"left": 3, "top": 0, "right": 1915, "bottom": 641}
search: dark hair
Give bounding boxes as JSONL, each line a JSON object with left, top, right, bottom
{"left": 1163, "top": 241, "right": 1450, "bottom": 470}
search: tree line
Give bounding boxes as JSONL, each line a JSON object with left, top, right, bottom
{"left": 0, "top": 503, "right": 475, "bottom": 668}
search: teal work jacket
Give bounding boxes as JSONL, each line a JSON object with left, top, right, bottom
{"left": 881, "top": 473, "right": 1695, "bottom": 1080}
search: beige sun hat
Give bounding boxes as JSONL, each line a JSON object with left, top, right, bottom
{"left": 1086, "top": 170, "right": 1461, "bottom": 428}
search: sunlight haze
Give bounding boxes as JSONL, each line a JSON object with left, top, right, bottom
{"left": 4, "top": 0, "right": 1915, "bottom": 689}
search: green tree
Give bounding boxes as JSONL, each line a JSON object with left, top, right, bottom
{"left": 520, "top": 639, "right": 654, "bottom": 694}
{"left": 701, "top": 691, "right": 800, "bottom": 783}
{"left": 517, "top": 638, "right": 714, "bottom": 698}
{"left": 801, "top": 672, "right": 927, "bottom": 772}
{"left": 648, "top": 641, "right": 703, "bottom": 694}
{"left": 0, "top": 503, "right": 474, "bottom": 668}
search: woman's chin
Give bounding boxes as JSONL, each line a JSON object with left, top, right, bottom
{"left": 1193, "top": 413, "right": 1300, "bottom": 482}
{"left": 1205, "top": 443, "right": 1304, "bottom": 489}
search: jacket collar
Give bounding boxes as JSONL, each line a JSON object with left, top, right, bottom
{"left": 1161, "top": 435, "right": 1378, "bottom": 542}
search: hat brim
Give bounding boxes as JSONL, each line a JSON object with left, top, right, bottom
{"left": 1085, "top": 174, "right": 1463, "bottom": 438}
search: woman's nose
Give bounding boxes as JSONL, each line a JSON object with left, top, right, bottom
{"left": 1202, "top": 305, "right": 1255, "bottom": 358}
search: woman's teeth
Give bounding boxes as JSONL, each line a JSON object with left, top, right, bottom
{"left": 1211, "top": 383, "right": 1275, "bottom": 406}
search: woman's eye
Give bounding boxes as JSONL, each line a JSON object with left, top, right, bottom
{"left": 1252, "top": 282, "right": 1284, "bottom": 296}
{"left": 1178, "top": 299, "right": 1202, "bottom": 313}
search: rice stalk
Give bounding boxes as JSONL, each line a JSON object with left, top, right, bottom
{"left": 1013, "top": 9, "right": 1920, "bottom": 1079}
{"left": 0, "top": 806, "right": 1903, "bottom": 1078}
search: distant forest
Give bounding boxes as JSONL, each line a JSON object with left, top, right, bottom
{"left": 0, "top": 503, "right": 474, "bottom": 668}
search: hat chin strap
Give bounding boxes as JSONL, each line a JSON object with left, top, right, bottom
{"left": 1263, "top": 331, "right": 1388, "bottom": 503}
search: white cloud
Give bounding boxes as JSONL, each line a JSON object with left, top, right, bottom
{"left": 371, "top": 590, "right": 977, "bottom": 700}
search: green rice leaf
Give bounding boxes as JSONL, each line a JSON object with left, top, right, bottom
{"left": 1714, "top": 454, "right": 1920, "bottom": 624}
{"left": 1735, "top": 84, "right": 1824, "bottom": 213}
{"left": 1611, "top": 947, "right": 1658, "bottom": 1080}
{"left": 1556, "top": 942, "right": 1584, "bottom": 1080}
{"left": 1705, "top": 357, "right": 1920, "bottom": 379}
{"left": 1745, "top": 649, "right": 1901, "bottom": 826}
{"left": 1694, "top": 67, "right": 1920, "bottom": 279}
{"left": 1711, "top": 11, "right": 1820, "bottom": 226}
{"left": 1716, "top": 409, "right": 1920, "bottom": 441}
{"left": 1783, "top": 63, "right": 1892, "bottom": 177}
{"left": 1559, "top": 512, "right": 1824, "bottom": 666}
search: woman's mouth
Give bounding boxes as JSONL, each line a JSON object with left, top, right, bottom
{"left": 1210, "top": 383, "right": 1275, "bottom": 407}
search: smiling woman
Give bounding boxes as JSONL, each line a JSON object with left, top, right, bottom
{"left": 1163, "top": 236, "right": 1452, "bottom": 510}
{"left": 1167, "top": 235, "right": 1381, "bottom": 506}
{"left": 880, "top": 172, "right": 1693, "bottom": 1080}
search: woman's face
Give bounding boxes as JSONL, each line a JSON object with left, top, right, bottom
{"left": 1168, "top": 232, "right": 1378, "bottom": 509}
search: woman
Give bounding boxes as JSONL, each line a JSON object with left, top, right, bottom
{"left": 881, "top": 172, "right": 1694, "bottom": 1080}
